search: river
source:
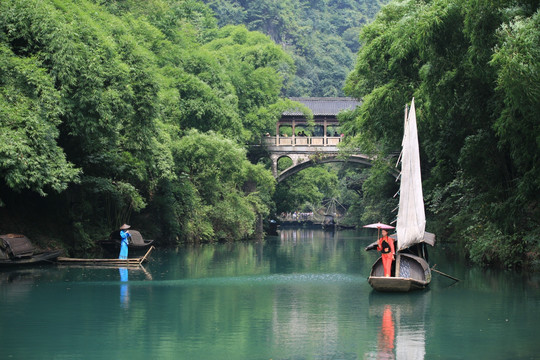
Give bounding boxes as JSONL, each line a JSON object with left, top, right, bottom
{"left": 1, "top": 229, "right": 539, "bottom": 359}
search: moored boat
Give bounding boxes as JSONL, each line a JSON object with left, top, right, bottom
{"left": 98, "top": 229, "right": 154, "bottom": 256}
{"left": 366, "top": 99, "right": 435, "bottom": 292}
{"left": 0, "top": 233, "right": 62, "bottom": 267}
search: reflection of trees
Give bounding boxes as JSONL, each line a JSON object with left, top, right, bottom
{"left": 151, "top": 232, "right": 360, "bottom": 281}
{"left": 276, "top": 229, "right": 351, "bottom": 273}
{"left": 269, "top": 285, "right": 340, "bottom": 357}
{"left": 179, "top": 242, "right": 270, "bottom": 278}
{"left": 279, "top": 228, "right": 315, "bottom": 242}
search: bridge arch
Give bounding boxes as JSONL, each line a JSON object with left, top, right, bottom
{"left": 276, "top": 154, "right": 387, "bottom": 183}
{"left": 276, "top": 154, "right": 293, "bottom": 165}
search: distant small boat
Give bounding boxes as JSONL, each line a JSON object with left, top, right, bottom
{"left": 0, "top": 234, "right": 62, "bottom": 267}
{"left": 366, "top": 99, "right": 435, "bottom": 292}
{"left": 322, "top": 215, "right": 336, "bottom": 231}
{"left": 98, "top": 229, "right": 154, "bottom": 256}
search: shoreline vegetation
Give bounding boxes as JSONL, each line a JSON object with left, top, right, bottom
{"left": 1, "top": 0, "right": 539, "bottom": 269}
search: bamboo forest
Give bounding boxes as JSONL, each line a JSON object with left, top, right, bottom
{"left": 1, "top": 0, "right": 539, "bottom": 270}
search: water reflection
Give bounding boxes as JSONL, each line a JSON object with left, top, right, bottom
{"left": 377, "top": 305, "right": 395, "bottom": 359}
{"left": 278, "top": 228, "right": 339, "bottom": 243}
{"left": 277, "top": 228, "right": 343, "bottom": 257}
{"left": 0, "top": 269, "right": 38, "bottom": 301}
{"left": 2, "top": 231, "right": 539, "bottom": 359}
{"left": 279, "top": 228, "right": 316, "bottom": 243}
{"left": 119, "top": 267, "right": 129, "bottom": 309}
{"left": 366, "top": 293, "right": 429, "bottom": 360}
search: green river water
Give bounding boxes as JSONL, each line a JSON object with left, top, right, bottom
{"left": 1, "top": 229, "right": 539, "bottom": 359}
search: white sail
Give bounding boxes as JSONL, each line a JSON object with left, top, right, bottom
{"left": 396, "top": 98, "right": 426, "bottom": 251}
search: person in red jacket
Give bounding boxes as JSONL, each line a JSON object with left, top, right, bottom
{"left": 377, "top": 229, "right": 395, "bottom": 277}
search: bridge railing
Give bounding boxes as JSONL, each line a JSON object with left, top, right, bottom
{"left": 263, "top": 136, "right": 342, "bottom": 147}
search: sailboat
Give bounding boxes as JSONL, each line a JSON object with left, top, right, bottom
{"left": 367, "top": 98, "right": 436, "bottom": 292}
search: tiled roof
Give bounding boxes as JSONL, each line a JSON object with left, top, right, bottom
{"left": 284, "top": 97, "right": 361, "bottom": 116}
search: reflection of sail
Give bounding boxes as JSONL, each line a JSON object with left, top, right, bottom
{"left": 395, "top": 323, "right": 425, "bottom": 360}
{"left": 119, "top": 267, "right": 129, "bottom": 308}
{"left": 366, "top": 293, "right": 429, "bottom": 360}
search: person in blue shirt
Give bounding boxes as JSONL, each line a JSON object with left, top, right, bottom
{"left": 118, "top": 224, "right": 132, "bottom": 259}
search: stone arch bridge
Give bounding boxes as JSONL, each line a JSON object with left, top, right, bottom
{"left": 262, "top": 97, "right": 377, "bottom": 182}
{"left": 265, "top": 139, "right": 374, "bottom": 182}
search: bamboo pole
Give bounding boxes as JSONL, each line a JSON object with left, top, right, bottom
{"left": 57, "top": 262, "right": 140, "bottom": 267}
{"left": 138, "top": 246, "right": 155, "bottom": 265}
{"left": 431, "top": 264, "right": 460, "bottom": 282}
{"left": 57, "top": 257, "right": 141, "bottom": 263}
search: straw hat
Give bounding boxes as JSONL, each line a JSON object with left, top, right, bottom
{"left": 120, "top": 224, "right": 131, "bottom": 230}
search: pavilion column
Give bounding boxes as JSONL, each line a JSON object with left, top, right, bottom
{"left": 324, "top": 120, "right": 327, "bottom": 145}
{"left": 292, "top": 120, "right": 296, "bottom": 147}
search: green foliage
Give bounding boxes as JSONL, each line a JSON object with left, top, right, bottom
{"left": 0, "top": 0, "right": 287, "bottom": 247}
{"left": 345, "top": 0, "right": 540, "bottom": 267}
{"left": 202, "top": 25, "right": 294, "bottom": 141}
{"left": 277, "top": 156, "right": 293, "bottom": 172}
{"left": 0, "top": 43, "right": 80, "bottom": 197}
{"left": 490, "top": 10, "right": 540, "bottom": 219}
{"left": 100, "top": 0, "right": 219, "bottom": 44}
{"left": 3, "top": 0, "right": 535, "bottom": 269}
{"left": 274, "top": 165, "right": 339, "bottom": 214}
{"left": 204, "top": 0, "right": 390, "bottom": 96}
{"left": 466, "top": 222, "right": 527, "bottom": 269}
{"left": 85, "top": 176, "right": 146, "bottom": 215}
{"left": 169, "top": 130, "right": 275, "bottom": 242}
{"left": 359, "top": 159, "right": 398, "bottom": 224}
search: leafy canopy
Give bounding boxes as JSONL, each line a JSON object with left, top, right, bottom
{"left": 344, "top": 0, "right": 540, "bottom": 267}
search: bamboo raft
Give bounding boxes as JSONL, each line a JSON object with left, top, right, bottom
{"left": 56, "top": 246, "right": 155, "bottom": 268}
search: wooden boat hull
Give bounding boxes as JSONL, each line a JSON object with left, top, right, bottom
{"left": 98, "top": 230, "right": 154, "bottom": 256}
{"left": 0, "top": 250, "right": 62, "bottom": 267}
{"left": 98, "top": 240, "right": 154, "bottom": 256}
{"left": 0, "top": 234, "right": 62, "bottom": 267}
{"left": 368, "top": 276, "right": 429, "bottom": 292}
{"left": 368, "top": 253, "right": 431, "bottom": 292}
